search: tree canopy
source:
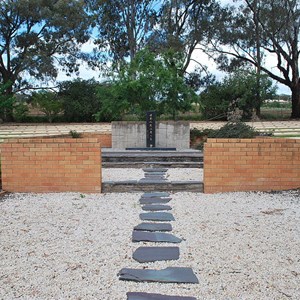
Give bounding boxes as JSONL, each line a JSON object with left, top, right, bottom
{"left": 1, "top": 0, "right": 299, "bottom": 121}
{"left": 210, "top": 0, "right": 300, "bottom": 118}
{"left": 0, "top": 0, "right": 91, "bottom": 93}
{"left": 91, "top": 0, "right": 157, "bottom": 69}
{"left": 95, "top": 48, "right": 197, "bottom": 121}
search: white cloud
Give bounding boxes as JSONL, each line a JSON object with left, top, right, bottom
{"left": 187, "top": 46, "right": 291, "bottom": 95}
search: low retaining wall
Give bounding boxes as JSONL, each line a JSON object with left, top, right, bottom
{"left": 112, "top": 121, "right": 190, "bottom": 149}
{"left": 1, "top": 138, "right": 101, "bottom": 193}
{"left": 81, "top": 133, "right": 112, "bottom": 148}
{"left": 204, "top": 138, "right": 300, "bottom": 193}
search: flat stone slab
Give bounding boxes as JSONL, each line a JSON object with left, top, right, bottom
{"left": 133, "top": 247, "right": 180, "bottom": 263}
{"left": 139, "top": 179, "right": 168, "bottom": 183}
{"left": 140, "top": 212, "right": 175, "bottom": 221}
{"left": 143, "top": 168, "right": 168, "bottom": 172}
{"left": 143, "top": 176, "right": 166, "bottom": 179}
{"left": 140, "top": 178, "right": 167, "bottom": 182}
{"left": 140, "top": 197, "right": 172, "bottom": 204}
{"left": 132, "top": 231, "right": 181, "bottom": 243}
{"left": 127, "top": 292, "right": 197, "bottom": 300}
{"left": 118, "top": 267, "right": 199, "bottom": 284}
{"left": 134, "top": 223, "right": 172, "bottom": 232}
{"left": 142, "top": 192, "right": 170, "bottom": 198}
{"left": 142, "top": 204, "right": 172, "bottom": 211}
{"left": 144, "top": 172, "right": 166, "bottom": 176}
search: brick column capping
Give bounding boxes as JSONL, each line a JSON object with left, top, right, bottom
{"left": 1, "top": 138, "right": 101, "bottom": 193}
{"left": 204, "top": 138, "right": 300, "bottom": 193}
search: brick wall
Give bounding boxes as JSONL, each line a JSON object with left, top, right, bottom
{"left": 4, "top": 132, "right": 112, "bottom": 148}
{"left": 1, "top": 138, "right": 101, "bottom": 193}
{"left": 204, "top": 138, "right": 300, "bottom": 193}
{"left": 81, "top": 133, "right": 112, "bottom": 148}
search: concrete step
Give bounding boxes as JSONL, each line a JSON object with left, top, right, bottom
{"left": 102, "top": 180, "right": 203, "bottom": 193}
{"left": 102, "top": 161, "right": 203, "bottom": 168}
{"left": 102, "top": 149, "right": 203, "bottom": 168}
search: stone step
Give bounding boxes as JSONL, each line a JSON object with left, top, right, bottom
{"left": 102, "top": 180, "right": 203, "bottom": 193}
{"left": 102, "top": 161, "right": 203, "bottom": 168}
{"left": 102, "top": 149, "right": 203, "bottom": 168}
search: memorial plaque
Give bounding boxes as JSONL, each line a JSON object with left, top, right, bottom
{"left": 146, "top": 111, "right": 156, "bottom": 148}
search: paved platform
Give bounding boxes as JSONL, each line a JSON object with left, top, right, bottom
{"left": 0, "top": 120, "right": 300, "bottom": 141}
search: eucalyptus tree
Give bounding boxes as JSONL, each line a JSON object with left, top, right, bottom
{"left": 92, "top": 0, "right": 158, "bottom": 70}
{"left": 146, "top": 0, "right": 218, "bottom": 89}
{"left": 211, "top": 0, "right": 300, "bottom": 118}
{"left": 0, "top": 0, "right": 91, "bottom": 120}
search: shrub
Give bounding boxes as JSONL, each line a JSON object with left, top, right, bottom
{"left": 190, "top": 122, "right": 258, "bottom": 149}
{"left": 200, "top": 70, "right": 276, "bottom": 120}
{"left": 190, "top": 128, "right": 217, "bottom": 150}
{"left": 59, "top": 79, "right": 101, "bottom": 122}
{"left": 13, "top": 101, "right": 28, "bottom": 122}
{"left": 207, "top": 122, "right": 258, "bottom": 138}
{"left": 31, "top": 91, "right": 63, "bottom": 123}
{"left": 69, "top": 130, "right": 81, "bottom": 138}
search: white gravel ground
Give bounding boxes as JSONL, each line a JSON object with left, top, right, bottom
{"left": 102, "top": 168, "right": 203, "bottom": 182}
{"left": 1, "top": 190, "right": 300, "bottom": 299}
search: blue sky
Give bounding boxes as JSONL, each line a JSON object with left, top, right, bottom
{"left": 55, "top": 0, "right": 291, "bottom": 95}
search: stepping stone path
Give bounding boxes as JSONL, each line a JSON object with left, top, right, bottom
{"left": 118, "top": 267, "right": 199, "bottom": 283}
{"left": 127, "top": 292, "right": 197, "bottom": 300}
{"left": 140, "top": 212, "right": 175, "bottom": 221}
{"left": 139, "top": 197, "right": 172, "bottom": 204}
{"left": 133, "top": 247, "right": 180, "bottom": 263}
{"left": 118, "top": 168, "right": 198, "bottom": 299}
{"left": 132, "top": 231, "right": 182, "bottom": 243}
{"left": 134, "top": 222, "right": 172, "bottom": 232}
{"left": 142, "top": 192, "right": 170, "bottom": 197}
{"left": 142, "top": 204, "right": 172, "bottom": 211}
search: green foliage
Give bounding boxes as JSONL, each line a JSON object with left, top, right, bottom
{"left": 92, "top": 0, "right": 156, "bottom": 65}
{"left": 94, "top": 83, "right": 130, "bottom": 122}
{"left": 147, "top": 0, "right": 219, "bottom": 88}
{"left": 212, "top": 0, "right": 300, "bottom": 118}
{"left": 200, "top": 70, "right": 276, "bottom": 120}
{"left": 190, "top": 122, "right": 258, "bottom": 149}
{"left": 190, "top": 128, "right": 217, "bottom": 150}
{"left": 0, "top": 83, "right": 15, "bottom": 121}
{"left": 0, "top": 0, "right": 91, "bottom": 99}
{"left": 208, "top": 122, "right": 258, "bottom": 138}
{"left": 262, "top": 101, "right": 292, "bottom": 109}
{"left": 69, "top": 130, "right": 81, "bottom": 138}
{"left": 59, "top": 79, "right": 101, "bottom": 122}
{"left": 190, "top": 128, "right": 216, "bottom": 141}
{"left": 31, "top": 91, "right": 63, "bottom": 123}
{"left": 95, "top": 49, "right": 197, "bottom": 121}
{"left": 13, "top": 101, "right": 28, "bottom": 122}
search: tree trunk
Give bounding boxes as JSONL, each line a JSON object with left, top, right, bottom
{"left": 254, "top": 0, "right": 261, "bottom": 119}
{"left": 290, "top": 81, "right": 300, "bottom": 119}
{"left": 2, "top": 81, "right": 14, "bottom": 122}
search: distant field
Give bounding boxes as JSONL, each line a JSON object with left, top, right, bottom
{"left": 261, "top": 108, "right": 291, "bottom": 120}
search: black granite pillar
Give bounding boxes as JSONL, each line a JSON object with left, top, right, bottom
{"left": 146, "top": 111, "right": 156, "bottom": 148}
